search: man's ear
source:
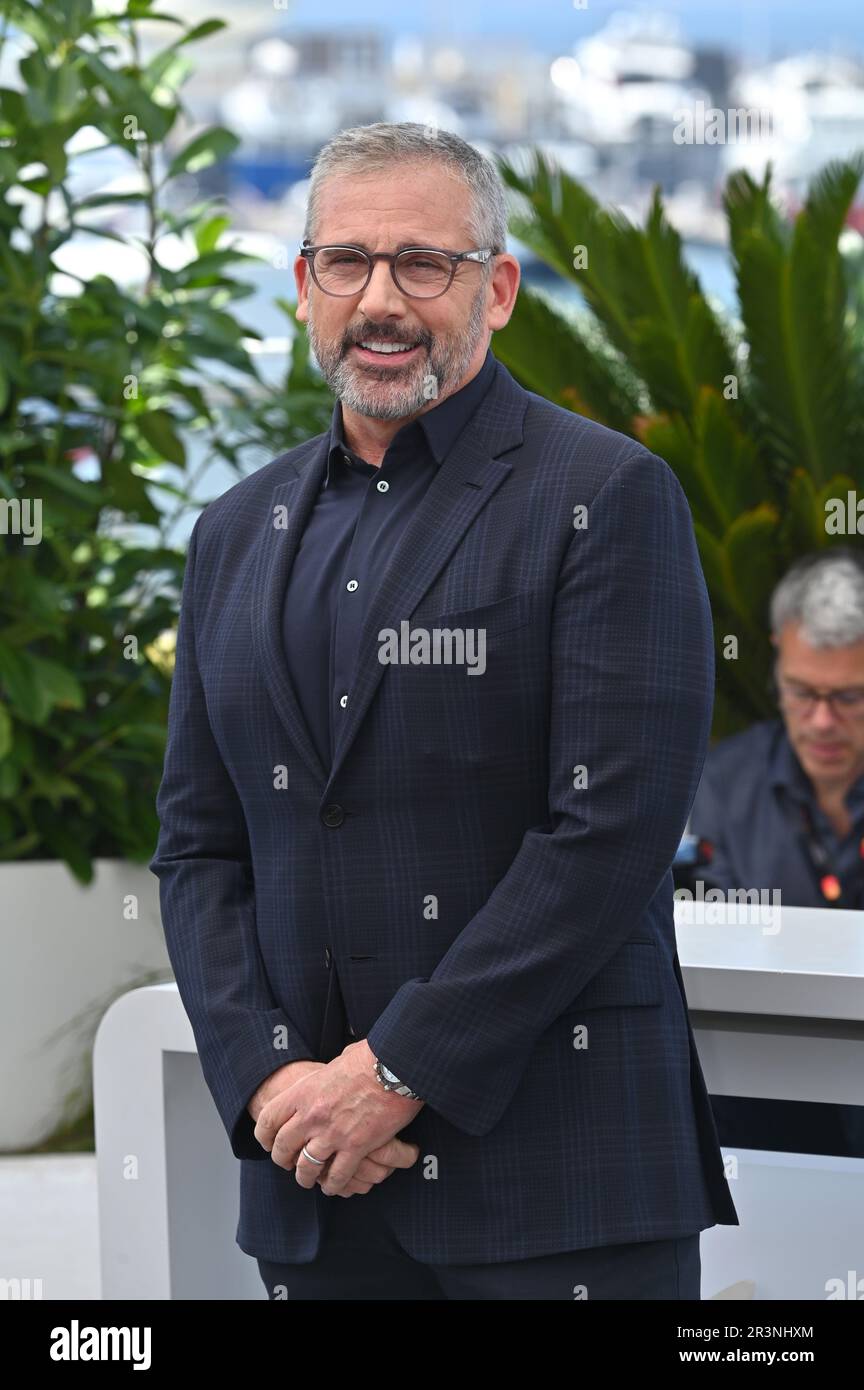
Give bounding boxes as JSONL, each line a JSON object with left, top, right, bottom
{"left": 294, "top": 255, "right": 310, "bottom": 322}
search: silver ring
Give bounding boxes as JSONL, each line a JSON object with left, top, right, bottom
{"left": 301, "top": 1144, "right": 326, "bottom": 1166}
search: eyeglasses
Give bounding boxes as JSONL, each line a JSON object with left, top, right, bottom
{"left": 776, "top": 676, "right": 864, "bottom": 716}
{"left": 299, "top": 241, "right": 499, "bottom": 298}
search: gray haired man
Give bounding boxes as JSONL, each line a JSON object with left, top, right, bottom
{"left": 689, "top": 545, "right": 864, "bottom": 1159}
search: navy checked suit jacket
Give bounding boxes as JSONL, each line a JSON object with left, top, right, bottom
{"left": 150, "top": 353, "right": 739, "bottom": 1264}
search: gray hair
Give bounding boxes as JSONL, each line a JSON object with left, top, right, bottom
{"left": 770, "top": 548, "right": 864, "bottom": 647}
{"left": 303, "top": 121, "right": 508, "bottom": 265}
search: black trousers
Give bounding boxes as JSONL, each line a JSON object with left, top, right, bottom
{"left": 263, "top": 960, "right": 701, "bottom": 1298}
{"left": 257, "top": 1191, "right": 701, "bottom": 1300}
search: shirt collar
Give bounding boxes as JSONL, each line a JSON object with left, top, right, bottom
{"left": 324, "top": 345, "right": 497, "bottom": 487}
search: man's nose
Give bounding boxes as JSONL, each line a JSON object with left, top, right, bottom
{"left": 357, "top": 258, "right": 409, "bottom": 317}
{"left": 809, "top": 697, "right": 840, "bottom": 728}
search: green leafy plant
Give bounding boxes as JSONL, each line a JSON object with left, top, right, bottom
{"left": 0, "top": 0, "right": 330, "bottom": 881}
{"left": 494, "top": 150, "right": 864, "bottom": 738}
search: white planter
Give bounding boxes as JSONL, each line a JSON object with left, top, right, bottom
{"left": 0, "top": 858, "right": 171, "bottom": 1151}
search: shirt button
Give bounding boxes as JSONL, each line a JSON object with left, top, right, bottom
{"left": 376, "top": 479, "right": 389, "bottom": 492}
{"left": 339, "top": 694, "right": 348, "bottom": 708}
{"left": 321, "top": 804, "right": 345, "bottom": 827}
{"left": 342, "top": 452, "right": 351, "bottom": 464}
{"left": 346, "top": 579, "right": 359, "bottom": 592}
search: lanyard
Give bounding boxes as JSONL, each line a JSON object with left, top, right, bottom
{"left": 792, "top": 797, "right": 864, "bottom": 909}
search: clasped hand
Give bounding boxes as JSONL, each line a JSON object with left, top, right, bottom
{"left": 253, "top": 1039, "right": 424, "bottom": 1197}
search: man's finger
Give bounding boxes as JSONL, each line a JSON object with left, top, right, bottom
{"left": 320, "top": 1136, "right": 418, "bottom": 1192}
{"left": 254, "top": 1086, "right": 304, "bottom": 1152}
{"left": 294, "top": 1139, "right": 336, "bottom": 1188}
{"left": 340, "top": 1154, "right": 395, "bottom": 1185}
{"left": 318, "top": 1147, "right": 367, "bottom": 1195}
{"left": 369, "top": 1137, "right": 421, "bottom": 1168}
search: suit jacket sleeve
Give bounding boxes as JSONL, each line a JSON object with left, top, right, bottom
{"left": 365, "top": 449, "right": 715, "bottom": 1137}
{"left": 149, "top": 514, "right": 315, "bottom": 1160}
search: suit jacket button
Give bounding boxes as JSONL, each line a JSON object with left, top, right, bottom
{"left": 321, "top": 803, "right": 345, "bottom": 827}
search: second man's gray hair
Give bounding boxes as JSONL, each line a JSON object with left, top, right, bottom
{"left": 770, "top": 548, "right": 864, "bottom": 647}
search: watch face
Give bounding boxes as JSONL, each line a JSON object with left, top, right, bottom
{"left": 380, "top": 1064, "right": 400, "bottom": 1083}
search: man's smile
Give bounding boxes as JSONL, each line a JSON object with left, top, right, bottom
{"left": 350, "top": 340, "right": 425, "bottom": 366}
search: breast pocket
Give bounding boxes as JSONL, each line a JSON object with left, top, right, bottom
{"left": 430, "top": 590, "right": 534, "bottom": 643}
{"left": 398, "top": 590, "right": 542, "bottom": 762}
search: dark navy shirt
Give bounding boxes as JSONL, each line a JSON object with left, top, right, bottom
{"left": 281, "top": 346, "right": 498, "bottom": 772}
{"left": 688, "top": 716, "right": 864, "bottom": 908}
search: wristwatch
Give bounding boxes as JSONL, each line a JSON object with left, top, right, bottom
{"left": 374, "top": 1057, "right": 423, "bottom": 1101}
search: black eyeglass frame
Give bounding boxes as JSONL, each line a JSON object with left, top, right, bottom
{"left": 773, "top": 669, "right": 864, "bottom": 715}
{"left": 299, "top": 240, "right": 500, "bottom": 298}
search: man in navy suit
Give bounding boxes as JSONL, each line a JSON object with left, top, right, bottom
{"left": 150, "top": 121, "right": 738, "bottom": 1301}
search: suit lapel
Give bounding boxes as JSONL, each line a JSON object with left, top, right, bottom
{"left": 251, "top": 440, "right": 332, "bottom": 787}
{"left": 252, "top": 359, "right": 528, "bottom": 792}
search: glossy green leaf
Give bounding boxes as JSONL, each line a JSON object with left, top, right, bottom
{"left": 166, "top": 126, "right": 239, "bottom": 179}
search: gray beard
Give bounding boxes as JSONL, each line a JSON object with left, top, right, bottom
{"left": 305, "top": 279, "right": 490, "bottom": 421}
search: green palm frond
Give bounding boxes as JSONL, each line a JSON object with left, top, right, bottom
{"left": 723, "top": 504, "right": 783, "bottom": 629}
{"left": 494, "top": 285, "right": 642, "bottom": 432}
{"left": 726, "top": 154, "right": 864, "bottom": 485}
{"left": 499, "top": 152, "right": 736, "bottom": 416}
{"left": 644, "top": 388, "right": 766, "bottom": 537}
{"left": 497, "top": 148, "right": 864, "bottom": 733}
{"left": 724, "top": 165, "right": 787, "bottom": 257}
